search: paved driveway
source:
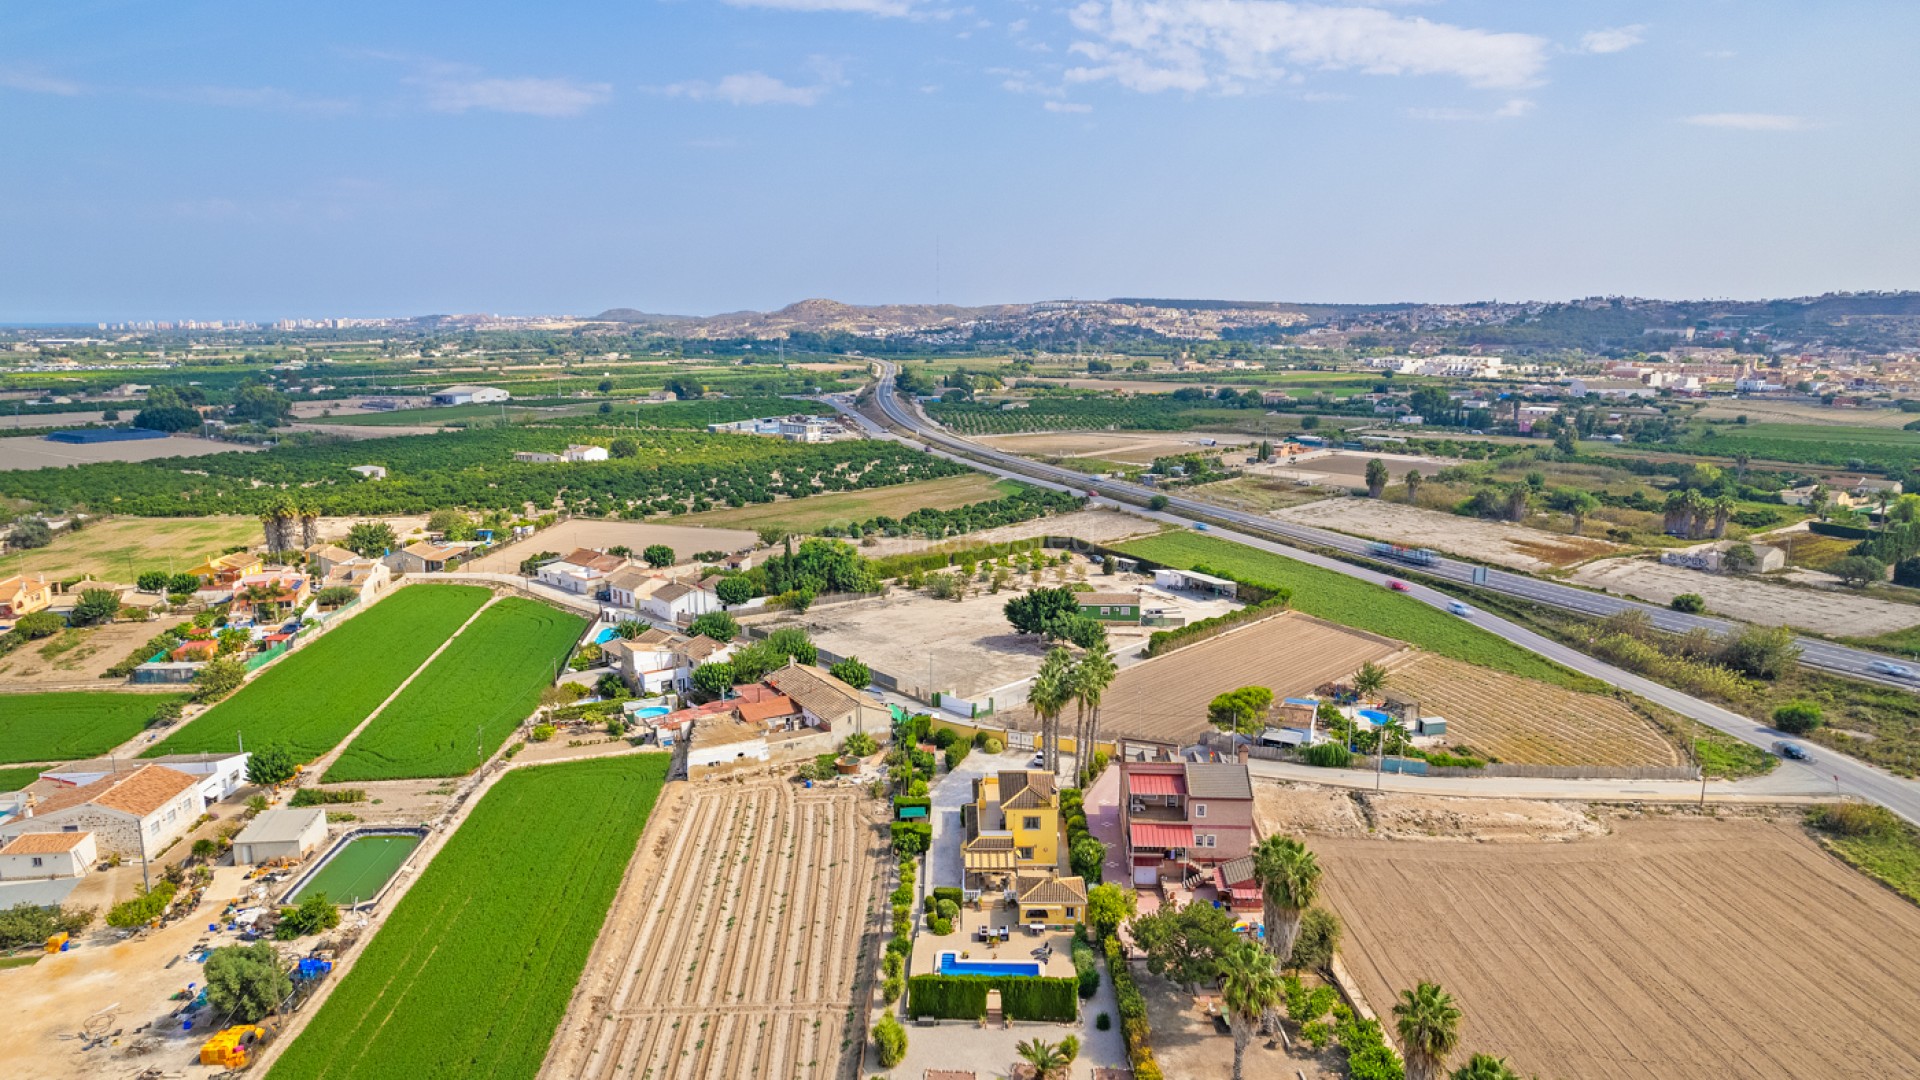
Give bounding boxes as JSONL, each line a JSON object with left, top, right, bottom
{"left": 928, "top": 749, "right": 1033, "bottom": 890}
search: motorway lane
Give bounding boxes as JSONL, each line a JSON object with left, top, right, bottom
{"left": 857, "top": 364, "right": 1920, "bottom": 824}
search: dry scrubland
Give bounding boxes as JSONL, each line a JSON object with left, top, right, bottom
{"left": 544, "top": 781, "right": 886, "bottom": 1080}
{"left": 1571, "top": 557, "right": 1920, "bottom": 636}
{"left": 1317, "top": 815, "right": 1920, "bottom": 1080}
{"left": 463, "top": 519, "right": 760, "bottom": 572}
{"left": 997, "top": 613, "right": 1400, "bottom": 745}
{"left": 0, "top": 433, "right": 262, "bottom": 470}
{"left": 9, "top": 515, "right": 261, "bottom": 581}
{"left": 666, "top": 472, "right": 1015, "bottom": 533}
{"left": 1695, "top": 400, "right": 1920, "bottom": 428}
{"left": 1272, "top": 497, "right": 1624, "bottom": 571}
{"left": 856, "top": 507, "right": 1155, "bottom": 558}
{"left": 977, "top": 430, "right": 1255, "bottom": 464}
{"left": 1386, "top": 653, "right": 1681, "bottom": 766}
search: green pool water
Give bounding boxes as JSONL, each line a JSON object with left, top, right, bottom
{"left": 286, "top": 832, "right": 422, "bottom": 906}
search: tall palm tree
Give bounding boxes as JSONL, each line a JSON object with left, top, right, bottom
{"left": 1070, "top": 646, "right": 1117, "bottom": 785}
{"left": 1450, "top": 1053, "right": 1521, "bottom": 1080}
{"left": 1352, "top": 660, "right": 1387, "bottom": 699}
{"left": 1014, "top": 1037, "right": 1069, "bottom": 1079}
{"left": 1394, "top": 980, "right": 1463, "bottom": 1080}
{"left": 1216, "top": 939, "right": 1283, "bottom": 1080}
{"left": 1027, "top": 648, "right": 1073, "bottom": 774}
{"left": 1251, "top": 835, "right": 1321, "bottom": 964}
{"left": 297, "top": 497, "right": 321, "bottom": 548}
{"left": 1709, "top": 494, "right": 1737, "bottom": 539}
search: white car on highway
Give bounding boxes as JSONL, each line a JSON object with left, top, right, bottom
{"left": 1870, "top": 660, "right": 1917, "bottom": 680}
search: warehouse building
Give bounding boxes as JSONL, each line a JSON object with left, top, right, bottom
{"left": 232, "top": 807, "right": 328, "bottom": 865}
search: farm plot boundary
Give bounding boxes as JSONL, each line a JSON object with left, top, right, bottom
{"left": 0, "top": 691, "right": 187, "bottom": 764}
{"left": 266, "top": 754, "right": 670, "bottom": 1080}
{"left": 146, "top": 585, "right": 491, "bottom": 761}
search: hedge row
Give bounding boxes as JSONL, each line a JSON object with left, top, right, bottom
{"left": 906, "top": 974, "right": 1079, "bottom": 1022}
{"left": 1143, "top": 566, "right": 1293, "bottom": 658}
{"left": 1105, "top": 937, "right": 1163, "bottom": 1080}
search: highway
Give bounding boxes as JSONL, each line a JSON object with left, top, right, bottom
{"left": 849, "top": 363, "right": 1920, "bottom": 825}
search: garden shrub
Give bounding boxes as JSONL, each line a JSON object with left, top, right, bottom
{"left": 982, "top": 736, "right": 1004, "bottom": 754}
{"left": 1302, "top": 741, "right": 1354, "bottom": 768}
{"left": 872, "top": 1014, "right": 908, "bottom": 1068}
{"left": 1072, "top": 938, "right": 1100, "bottom": 999}
{"left": 1772, "top": 700, "right": 1824, "bottom": 735}
{"left": 1809, "top": 801, "right": 1902, "bottom": 839}
{"left": 1095, "top": 1012, "right": 1111, "bottom": 1031}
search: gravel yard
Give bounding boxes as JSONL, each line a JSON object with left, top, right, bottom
{"left": 1570, "top": 557, "right": 1920, "bottom": 635}
{"left": 1272, "top": 497, "right": 1624, "bottom": 571}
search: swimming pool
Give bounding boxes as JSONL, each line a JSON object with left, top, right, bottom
{"left": 631, "top": 706, "right": 670, "bottom": 720}
{"left": 284, "top": 829, "right": 424, "bottom": 907}
{"left": 593, "top": 627, "right": 618, "bottom": 644}
{"left": 937, "top": 952, "right": 1041, "bottom": 978}
{"left": 1358, "top": 708, "right": 1393, "bottom": 726}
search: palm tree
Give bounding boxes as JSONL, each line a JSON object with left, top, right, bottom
{"left": 1394, "top": 980, "right": 1463, "bottom": 1080}
{"left": 1070, "top": 646, "right": 1117, "bottom": 785}
{"left": 1251, "top": 835, "right": 1321, "bottom": 965}
{"left": 1450, "top": 1053, "right": 1521, "bottom": 1080}
{"left": 1014, "top": 1037, "right": 1069, "bottom": 1080}
{"left": 1027, "top": 648, "right": 1073, "bottom": 774}
{"left": 1404, "top": 469, "right": 1423, "bottom": 505}
{"left": 1709, "top": 494, "right": 1736, "bottom": 539}
{"left": 1351, "top": 660, "right": 1387, "bottom": 699}
{"left": 1216, "top": 940, "right": 1284, "bottom": 1080}
{"left": 297, "top": 497, "right": 321, "bottom": 548}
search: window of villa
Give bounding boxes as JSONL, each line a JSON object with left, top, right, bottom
{"left": 31, "top": 857, "right": 43, "bottom": 867}
{"left": 1065, "top": 907, "right": 1077, "bottom": 918}
{"left": 1018, "top": 847, "right": 1034, "bottom": 860}
{"left": 1194, "top": 803, "right": 1207, "bottom": 818}
{"left": 1022, "top": 816, "right": 1041, "bottom": 830}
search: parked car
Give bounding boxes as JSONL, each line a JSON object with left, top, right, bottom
{"left": 1028, "top": 752, "right": 1046, "bottom": 769}
{"left": 1387, "top": 580, "right": 1410, "bottom": 592}
{"left": 1774, "top": 741, "right": 1811, "bottom": 762}
{"left": 1448, "top": 601, "right": 1472, "bottom": 616}
{"left": 1870, "top": 660, "right": 1917, "bottom": 680}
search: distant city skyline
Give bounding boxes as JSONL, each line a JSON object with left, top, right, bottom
{"left": 2, "top": 1, "right": 1915, "bottom": 321}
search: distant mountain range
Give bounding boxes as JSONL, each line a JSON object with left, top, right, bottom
{"left": 587, "top": 292, "right": 1920, "bottom": 353}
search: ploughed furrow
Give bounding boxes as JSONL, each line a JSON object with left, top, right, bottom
{"left": 543, "top": 784, "right": 884, "bottom": 1080}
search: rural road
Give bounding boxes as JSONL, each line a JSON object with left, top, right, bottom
{"left": 1242, "top": 755, "right": 1834, "bottom": 806}
{"left": 847, "top": 366, "right": 1920, "bottom": 826}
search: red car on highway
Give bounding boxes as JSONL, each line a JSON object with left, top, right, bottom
{"left": 1387, "top": 580, "right": 1410, "bottom": 592}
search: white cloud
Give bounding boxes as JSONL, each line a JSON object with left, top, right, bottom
{"left": 418, "top": 74, "right": 611, "bottom": 116}
{"left": 663, "top": 71, "right": 827, "bottom": 106}
{"left": 1408, "top": 96, "right": 1532, "bottom": 121}
{"left": 1044, "top": 100, "right": 1093, "bottom": 113}
{"left": 1682, "top": 112, "right": 1808, "bottom": 131}
{"left": 722, "top": 0, "right": 915, "bottom": 15}
{"left": 1064, "top": 0, "right": 1550, "bottom": 95}
{"left": 0, "top": 70, "right": 84, "bottom": 96}
{"left": 158, "top": 85, "right": 355, "bottom": 114}
{"left": 1579, "top": 25, "right": 1645, "bottom": 54}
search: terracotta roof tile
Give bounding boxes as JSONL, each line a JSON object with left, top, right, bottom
{"left": 0, "top": 831, "right": 93, "bottom": 855}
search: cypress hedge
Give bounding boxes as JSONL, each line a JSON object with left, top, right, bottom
{"left": 906, "top": 974, "right": 1078, "bottom": 1022}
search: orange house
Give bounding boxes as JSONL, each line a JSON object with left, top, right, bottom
{"left": 0, "top": 574, "right": 52, "bottom": 619}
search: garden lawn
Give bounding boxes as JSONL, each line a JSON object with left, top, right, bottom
{"left": 1118, "top": 532, "right": 1589, "bottom": 688}
{"left": 146, "top": 585, "right": 490, "bottom": 761}
{"left": 267, "top": 754, "right": 670, "bottom": 1080}
{"left": 323, "top": 597, "right": 585, "bottom": 782}
{"left": 0, "top": 692, "right": 185, "bottom": 764}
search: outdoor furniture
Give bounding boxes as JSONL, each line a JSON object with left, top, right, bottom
{"left": 1213, "top": 1014, "right": 1232, "bottom": 1036}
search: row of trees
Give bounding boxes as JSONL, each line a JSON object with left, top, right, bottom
{"left": 1024, "top": 640, "right": 1117, "bottom": 782}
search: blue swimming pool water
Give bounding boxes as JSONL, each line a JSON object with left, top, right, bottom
{"left": 593, "top": 627, "right": 618, "bottom": 644}
{"left": 938, "top": 953, "right": 1041, "bottom": 978}
{"left": 1358, "top": 708, "right": 1392, "bottom": 725}
{"left": 632, "top": 706, "right": 670, "bottom": 719}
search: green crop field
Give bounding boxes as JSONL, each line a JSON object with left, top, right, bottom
{"left": 1118, "top": 532, "right": 1591, "bottom": 688}
{"left": 0, "top": 765, "right": 46, "bottom": 790}
{"left": 0, "top": 691, "right": 186, "bottom": 764}
{"left": 1669, "top": 423, "right": 1920, "bottom": 472}
{"left": 930, "top": 395, "right": 1259, "bottom": 435}
{"left": 268, "top": 754, "right": 670, "bottom": 1080}
{"left": 324, "top": 598, "right": 585, "bottom": 782}
{"left": 146, "top": 585, "right": 491, "bottom": 762}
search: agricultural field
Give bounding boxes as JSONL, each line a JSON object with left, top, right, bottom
{"left": 1118, "top": 532, "right": 1593, "bottom": 688}
{"left": 1569, "top": 558, "right": 1920, "bottom": 637}
{"left": 667, "top": 472, "right": 1018, "bottom": 534}
{"left": 0, "top": 765, "right": 40, "bottom": 790}
{"left": 0, "top": 691, "right": 186, "bottom": 764}
{"left": 295, "top": 398, "right": 592, "bottom": 427}
{"left": 324, "top": 597, "right": 585, "bottom": 782}
{"left": 267, "top": 754, "right": 670, "bottom": 1080}
{"left": 1317, "top": 816, "right": 1920, "bottom": 1080}
{"left": 1184, "top": 475, "right": 1330, "bottom": 514}
{"left": 978, "top": 430, "right": 1258, "bottom": 465}
{"left": 147, "top": 585, "right": 491, "bottom": 761}
{"left": 0, "top": 433, "right": 262, "bottom": 471}
{"left": 999, "top": 612, "right": 1400, "bottom": 746}
{"left": 462, "top": 520, "right": 757, "bottom": 573}
{"left": 1385, "top": 654, "right": 1681, "bottom": 766}
{"left": 1271, "top": 497, "right": 1625, "bottom": 571}
{"left": 5, "top": 515, "right": 260, "bottom": 582}
{"left": 1695, "top": 399, "right": 1920, "bottom": 428}
{"left": 858, "top": 507, "right": 1157, "bottom": 558}
{"left": 931, "top": 395, "right": 1276, "bottom": 435}
{"left": 1665, "top": 422, "right": 1920, "bottom": 472}
{"left": 543, "top": 781, "right": 886, "bottom": 1080}
{"left": 0, "top": 615, "right": 194, "bottom": 686}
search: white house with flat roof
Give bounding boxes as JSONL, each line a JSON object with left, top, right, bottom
{"left": 41, "top": 752, "right": 250, "bottom": 806}
{"left": 0, "top": 831, "right": 96, "bottom": 880}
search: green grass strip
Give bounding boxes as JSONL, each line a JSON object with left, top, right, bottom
{"left": 1118, "top": 531, "right": 1587, "bottom": 688}
{"left": 267, "top": 754, "right": 670, "bottom": 1080}
{"left": 323, "top": 597, "right": 585, "bottom": 782}
{"left": 0, "top": 692, "right": 186, "bottom": 764}
{"left": 146, "top": 585, "right": 491, "bottom": 762}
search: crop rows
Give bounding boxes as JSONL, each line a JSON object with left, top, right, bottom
{"left": 267, "top": 754, "right": 671, "bottom": 1080}
{"left": 1672, "top": 422, "right": 1920, "bottom": 472}
{"left": 928, "top": 396, "right": 1257, "bottom": 435}
{"left": 1117, "top": 532, "right": 1591, "bottom": 688}
{"left": 0, "top": 691, "right": 186, "bottom": 764}
{"left": 324, "top": 597, "right": 586, "bottom": 782}
{"left": 1386, "top": 654, "right": 1681, "bottom": 766}
{"left": 147, "top": 585, "right": 491, "bottom": 761}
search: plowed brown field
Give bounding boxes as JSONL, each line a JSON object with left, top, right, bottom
{"left": 1318, "top": 816, "right": 1920, "bottom": 1080}
{"left": 998, "top": 612, "right": 1400, "bottom": 745}
{"left": 1387, "top": 653, "right": 1681, "bottom": 766}
{"left": 542, "top": 781, "right": 887, "bottom": 1080}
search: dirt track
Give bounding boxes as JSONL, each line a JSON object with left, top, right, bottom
{"left": 1317, "top": 815, "right": 1920, "bottom": 1079}
{"left": 542, "top": 780, "right": 886, "bottom": 1080}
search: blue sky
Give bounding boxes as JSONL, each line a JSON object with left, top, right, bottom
{"left": 2, "top": 1, "right": 1915, "bottom": 320}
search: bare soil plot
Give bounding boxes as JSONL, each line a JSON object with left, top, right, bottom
{"left": 0, "top": 614, "right": 193, "bottom": 687}
{"left": 666, "top": 473, "right": 1015, "bottom": 534}
{"left": 1696, "top": 399, "right": 1918, "bottom": 428}
{"left": 0, "top": 410, "right": 108, "bottom": 429}
{"left": 979, "top": 430, "right": 1256, "bottom": 464}
{"left": 857, "top": 507, "right": 1158, "bottom": 558}
{"left": 1385, "top": 653, "right": 1681, "bottom": 766}
{"left": 1253, "top": 784, "right": 1603, "bottom": 843}
{"left": 997, "top": 613, "right": 1400, "bottom": 745}
{"left": 1273, "top": 498, "right": 1624, "bottom": 571}
{"left": 1187, "top": 475, "right": 1330, "bottom": 514}
{"left": 1571, "top": 557, "right": 1920, "bottom": 635}
{"left": 9, "top": 516, "right": 260, "bottom": 581}
{"left": 543, "top": 781, "right": 887, "bottom": 1080}
{"left": 1254, "top": 449, "right": 1452, "bottom": 487}
{"left": 1316, "top": 816, "right": 1920, "bottom": 1080}
{"left": 1141, "top": 966, "right": 1343, "bottom": 1080}
{"left": 463, "top": 518, "right": 759, "bottom": 572}
{"left": 0, "top": 433, "right": 262, "bottom": 471}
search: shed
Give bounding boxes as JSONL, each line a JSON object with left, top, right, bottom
{"left": 232, "top": 807, "right": 328, "bottom": 865}
{"left": 1151, "top": 568, "right": 1238, "bottom": 599}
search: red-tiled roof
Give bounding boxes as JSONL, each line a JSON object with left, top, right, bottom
{"left": 1129, "top": 822, "right": 1193, "bottom": 848}
{"left": 736, "top": 694, "right": 798, "bottom": 724}
{"left": 1127, "top": 772, "right": 1184, "bottom": 797}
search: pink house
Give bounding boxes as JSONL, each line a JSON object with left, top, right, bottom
{"left": 1120, "top": 758, "right": 1255, "bottom": 892}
